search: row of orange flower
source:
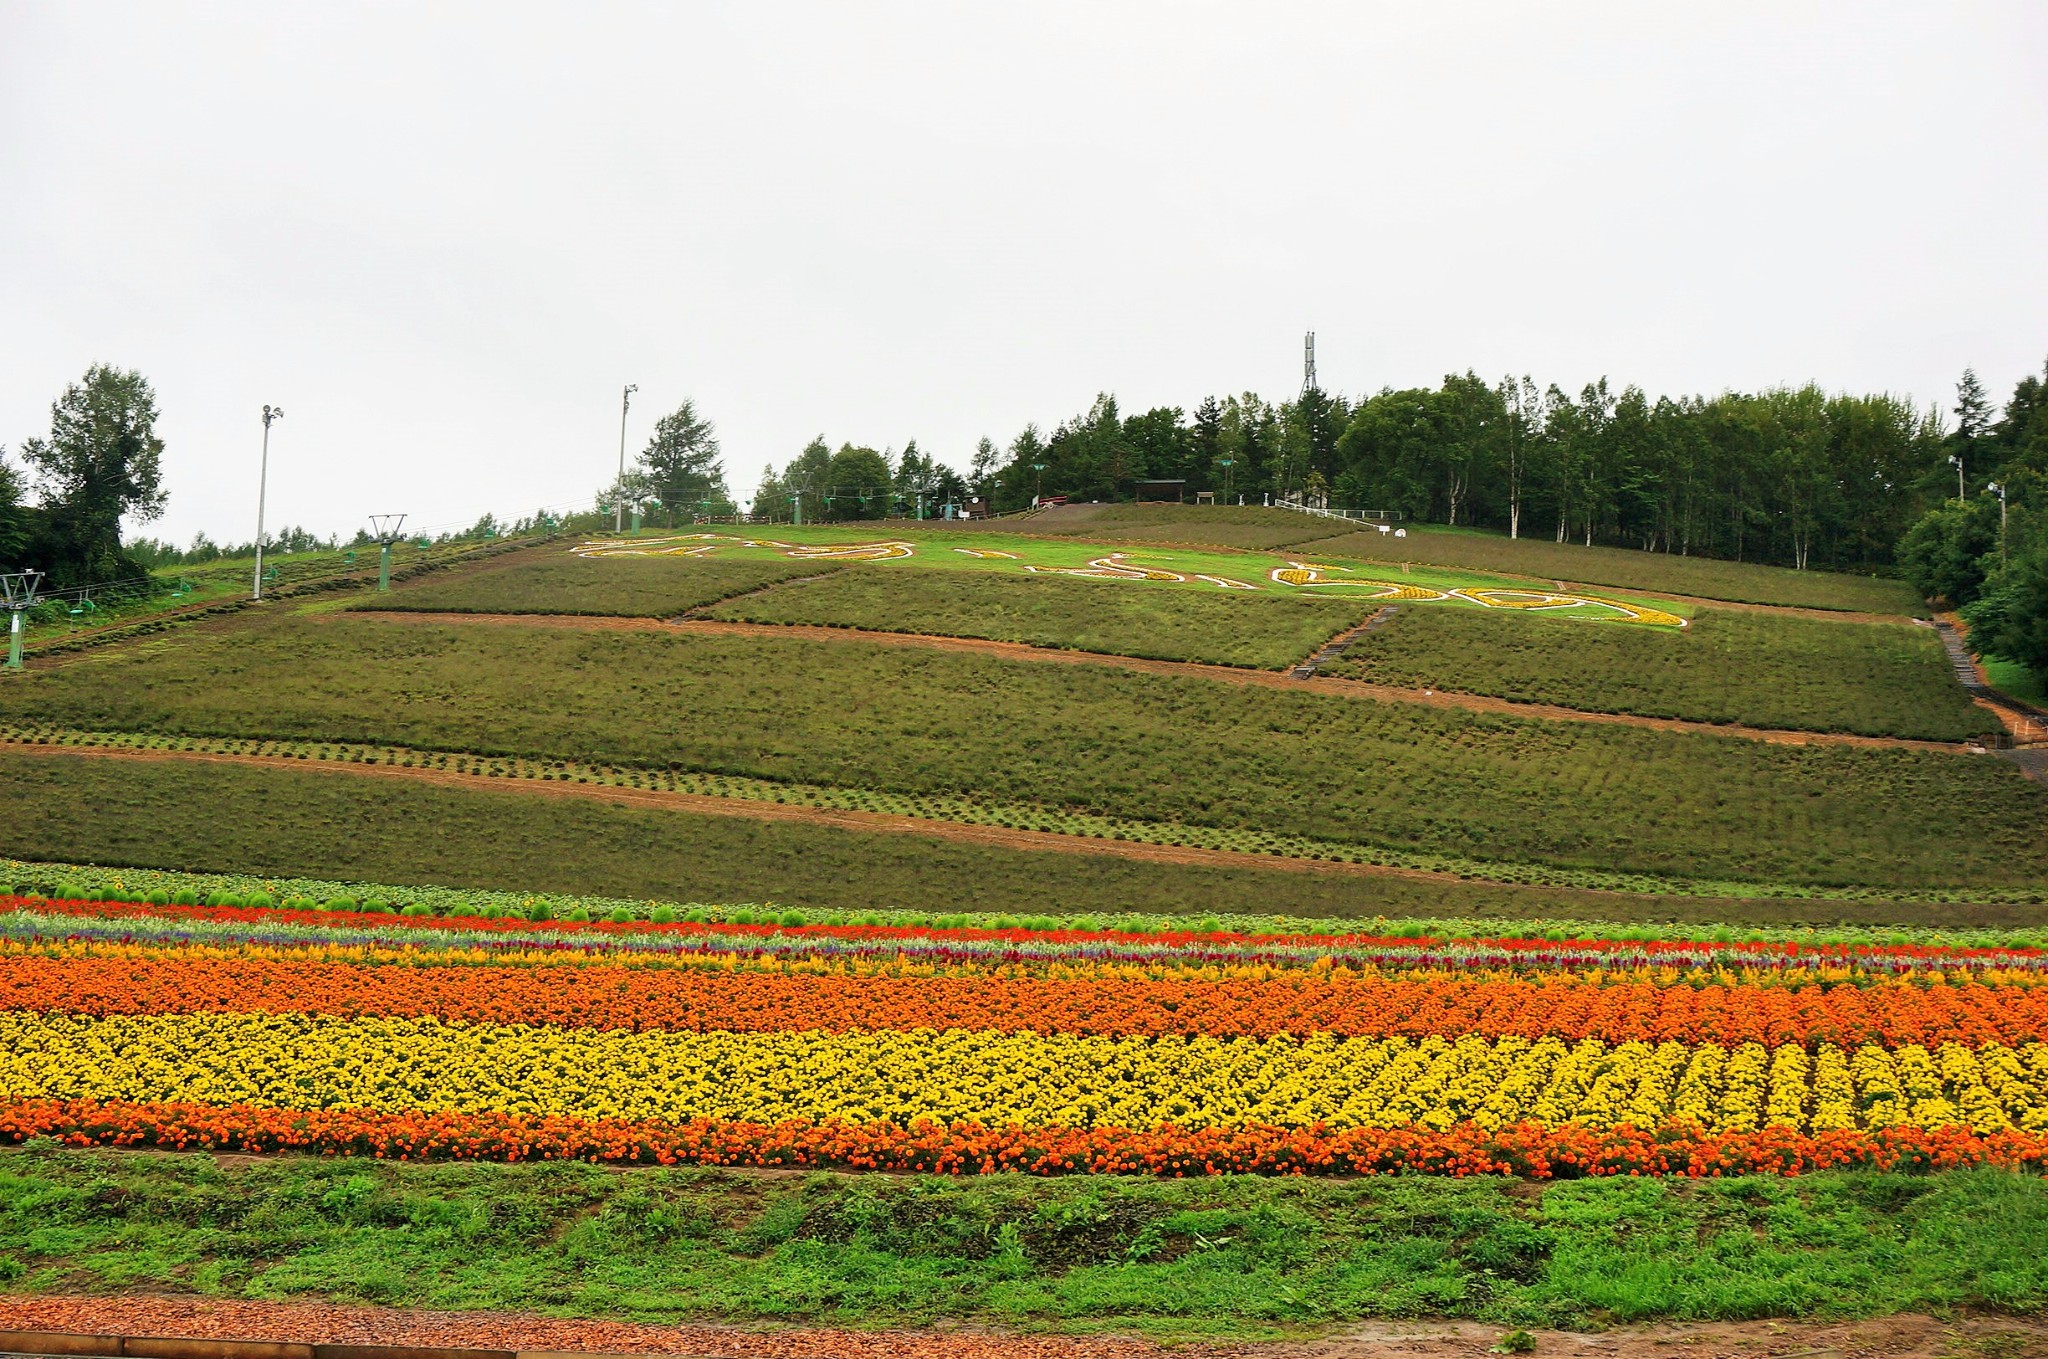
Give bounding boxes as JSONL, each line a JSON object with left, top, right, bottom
{"left": 3, "top": 1098, "right": 2044, "bottom": 1178}
{"left": 4, "top": 952, "right": 2046, "bottom": 1045}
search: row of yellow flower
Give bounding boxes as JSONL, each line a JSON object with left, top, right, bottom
{"left": 2, "top": 1012, "right": 2044, "bottom": 1135}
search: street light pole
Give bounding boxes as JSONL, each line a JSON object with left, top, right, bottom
{"left": 1948, "top": 453, "right": 1964, "bottom": 503}
{"left": 615, "top": 384, "right": 638, "bottom": 533}
{"left": 253, "top": 405, "right": 283, "bottom": 599}
{"left": 1988, "top": 481, "right": 2009, "bottom": 565}
{"left": 1032, "top": 462, "right": 1046, "bottom": 506}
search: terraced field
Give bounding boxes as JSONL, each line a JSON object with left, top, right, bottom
{"left": 1, "top": 613, "right": 2039, "bottom": 892}
{"left": 352, "top": 550, "right": 833, "bottom": 617}
{"left": 1326, "top": 606, "right": 1998, "bottom": 741}
{"left": 704, "top": 568, "right": 1372, "bottom": 668}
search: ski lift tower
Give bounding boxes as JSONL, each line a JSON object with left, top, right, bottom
{"left": 1, "top": 570, "right": 44, "bottom": 670}
{"left": 367, "top": 515, "right": 408, "bottom": 592}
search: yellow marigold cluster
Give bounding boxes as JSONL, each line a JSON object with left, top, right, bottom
{"left": 1, "top": 1013, "right": 2044, "bottom": 1135}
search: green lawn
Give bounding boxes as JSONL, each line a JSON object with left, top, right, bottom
{"left": 1, "top": 616, "right": 2041, "bottom": 891}
{"left": 1294, "top": 525, "right": 1926, "bottom": 615}
{"left": 705, "top": 567, "right": 1370, "bottom": 669}
{"left": 0, "top": 1147, "right": 2043, "bottom": 1336}
{"left": 1325, "top": 607, "right": 1996, "bottom": 741}
{"left": 980, "top": 502, "right": 1350, "bottom": 550}
{"left": 353, "top": 551, "right": 834, "bottom": 618}
{"left": 1984, "top": 657, "right": 2048, "bottom": 709}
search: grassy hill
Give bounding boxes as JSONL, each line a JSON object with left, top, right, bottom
{"left": 0, "top": 518, "right": 2027, "bottom": 917}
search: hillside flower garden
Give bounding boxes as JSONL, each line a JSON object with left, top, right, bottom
{"left": 1, "top": 892, "right": 2046, "bottom": 1178}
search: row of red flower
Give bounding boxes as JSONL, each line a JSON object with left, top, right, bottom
{"left": 2, "top": 1099, "right": 2043, "bottom": 1178}
{"left": 5, "top": 953, "right": 2045, "bottom": 1044}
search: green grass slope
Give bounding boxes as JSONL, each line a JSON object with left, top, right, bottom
{"left": 3, "top": 751, "right": 2039, "bottom": 928}
{"left": 352, "top": 552, "right": 832, "bottom": 618}
{"left": 1325, "top": 607, "right": 1996, "bottom": 741}
{"left": 2, "top": 616, "right": 2040, "bottom": 891}
{"left": 1297, "top": 525, "right": 1925, "bottom": 615}
{"left": 3, "top": 1148, "right": 2044, "bottom": 1335}
{"left": 979, "top": 502, "right": 1346, "bottom": 550}
{"left": 704, "top": 568, "right": 1368, "bottom": 669}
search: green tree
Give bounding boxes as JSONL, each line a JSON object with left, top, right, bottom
{"left": 636, "top": 400, "right": 728, "bottom": 515}
{"left": 750, "top": 463, "right": 785, "bottom": 520}
{"left": 1961, "top": 526, "right": 2048, "bottom": 673}
{"left": 824, "top": 444, "right": 892, "bottom": 519}
{"left": 1896, "top": 498, "right": 1998, "bottom": 604}
{"left": 20, "top": 364, "right": 168, "bottom": 586}
{"left": 0, "top": 449, "right": 26, "bottom": 569}
{"left": 783, "top": 436, "right": 834, "bottom": 524}
{"left": 968, "top": 437, "right": 1001, "bottom": 497}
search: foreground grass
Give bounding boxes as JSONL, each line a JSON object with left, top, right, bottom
{"left": 706, "top": 568, "right": 1369, "bottom": 669}
{"left": 0, "top": 1146, "right": 2042, "bottom": 1335}
{"left": 2, "top": 751, "right": 2042, "bottom": 928}
{"left": 1328, "top": 606, "right": 1995, "bottom": 741}
{"left": 352, "top": 551, "right": 833, "bottom": 618}
{"left": 1297, "top": 526, "right": 1925, "bottom": 615}
{"left": 4, "top": 616, "right": 2041, "bottom": 891}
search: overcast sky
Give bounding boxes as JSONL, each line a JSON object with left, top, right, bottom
{"left": 3, "top": 2, "right": 2045, "bottom": 545}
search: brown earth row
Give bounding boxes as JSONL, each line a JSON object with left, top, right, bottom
{"left": 0, "top": 1295, "right": 2036, "bottom": 1359}
{"left": 343, "top": 611, "right": 1975, "bottom": 754}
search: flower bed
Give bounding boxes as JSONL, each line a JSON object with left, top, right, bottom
{"left": 1, "top": 898, "right": 2045, "bottom": 1176}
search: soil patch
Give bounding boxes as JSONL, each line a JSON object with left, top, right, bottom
{"left": 1, "top": 1296, "right": 2040, "bottom": 1359}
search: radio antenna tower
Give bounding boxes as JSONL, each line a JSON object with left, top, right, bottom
{"left": 1301, "top": 331, "right": 1318, "bottom": 396}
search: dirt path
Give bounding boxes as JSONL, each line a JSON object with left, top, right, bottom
{"left": 1, "top": 1295, "right": 2040, "bottom": 1359}
{"left": 346, "top": 611, "right": 1975, "bottom": 753}
{"left": 5, "top": 740, "right": 1475, "bottom": 888}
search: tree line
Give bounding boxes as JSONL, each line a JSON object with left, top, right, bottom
{"left": 966, "top": 377, "right": 1955, "bottom": 573}
{"left": 1895, "top": 364, "right": 2048, "bottom": 673}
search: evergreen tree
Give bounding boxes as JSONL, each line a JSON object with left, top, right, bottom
{"left": 635, "top": 399, "right": 729, "bottom": 514}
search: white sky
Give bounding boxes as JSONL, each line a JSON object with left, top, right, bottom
{"left": 3, "top": 1, "right": 2045, "bottom": 544}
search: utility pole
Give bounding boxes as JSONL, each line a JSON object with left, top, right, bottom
{"left": 1301, "top": 331, "right": 1316, "bottom": 396}
{"left": 1, "top": 570, "right": 43, "bottom": 670}
{"left": 367, "top": 515, "right": 408, "bottom": 592}
{"left": 1988, "top": 481, "right": 2009, "bottom": 564}
{"left": 253, "top": 404, "right": 283, "bottom": 599}
{"left": 615, "top": 384, "right": 638, "bottom": 533}
{"left": 1948, "top": 453, "right": 1965, "bottom": 503}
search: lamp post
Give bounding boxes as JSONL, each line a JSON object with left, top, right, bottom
{"left": 2, "top": 570, "right": 43, "bottom": 670}
{"left": 615, "top": 384, "right": 638, "bottom": 533}
{"left": 1218, "top": 457, "right": 1235, "bottom": 505}
{"left": 1948, "top": 453, "right": 1965, "bottom": 503}
{"left": 253, "top": 404, "right": 283, "bottom": 599}
{"left": 1988, "top": 481, "right": 2009, "bottom": 564}
{"left": 1032, "top": 462, "right": 1046, "bottom": 506}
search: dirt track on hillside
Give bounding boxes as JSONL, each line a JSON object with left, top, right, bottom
{"left": 345, "top": 610, "right": 1975, "bottom": 753}
{"left": 1, "top": 1294, "right": 2041, "bottom": 1359}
